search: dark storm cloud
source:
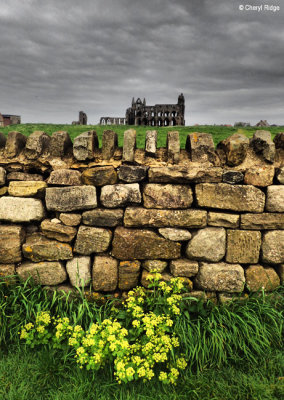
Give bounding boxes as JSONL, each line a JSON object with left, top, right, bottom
{"left": 0, "top": 0, "right": 283, "bottom": 124}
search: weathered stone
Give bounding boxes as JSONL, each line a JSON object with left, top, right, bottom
{"left": 274, "top": 132, "right": 284, "bottom": 149}
{"left": 0, "top": 264, "right": 16, "bottom": 281}
{"left": 208, "top": 212, "right": 239, "bottom": 228}
{"left": 118, "top": 165, "right": 148, "bottom": 183}
{"left": 22, "top": 234, "right": 73, "bottom": 262}
{"left": 66, "top": 256, "right": 91, "bottom": 287}
{"left": 112, "top": 227, "right": 181, "bottom": 260}
{"left": 41, "top": 220, "right": 77, "bottom": 242}
{"left": 17, "top": 261, "right": 67, "bottom": 285}
{"left": 118, "top": 260, "right": 140, "bottom": 290}
{"left": 217, "top": 133, "right": 249, "bottom": 166}
{"left": 45, "top": 186, "right": 97, "bottom": 212}
{"left": 47, "top": 169, "right": 82, "bottom": 186}
{"left": 0, "top": 197, "right": 45, "bottom": 222}
{"left": 251, "top": 130, "right": 275, "bottom": 163}
{"left": 222, "top": 170, "right": 244, "bottom": 185}
{"left": 0, "top": 225, "right": 25, "bottom": 263}
{"left": 124, "top": 207, "right": 207, "bottom": 228}
{"left": 245, "top": 265, "right": 280, "bottom": 292}
{"left": 241, "top": 213, "right": 284, "bottom": 230}
{"left": 73, "top": 131, "right": 98, "bottom": 161}
{"left": 8, "top": 181, "right": 47, "bottom": 197}
{"left": 59, "top": 213, "right": 82, "bottom": 226}
{"left": 186, "top": 132, "right": 216, "bottom": 163}
{"left": 49, "top": 131, "right": 72, "bottom": 157}
{"left": 186, "top": 227, "right": 226, "bottom": 262}
{"left": 0, "top": 186, "right": 8, "bottom": 196}
{"left": 102, "top": 130, "right": 118, "bottom": 160}
{"left": 82, "top": 208, "right": 123, "bottom": 227}
{"left": 100, "top": 184, "right": 141, "bottom": 208}
{"left": 149, "top": 166, "right": 223, "bottom": 183}
{"left": 143, "top": 184, "right": 193, "bottom": 209}
{"left": 226, "top": 230, "right": 261, "bottom": 264}
{"left": 276, "top": 168, "right": 284, "bottom": 184}
{"left": 5, "top": 131, "right": 27, "bottom": 158}
{"left": 266, "top": 186, "right": 284, "bottom": 212}
{"left": 123, "top": 129, "right": 136, "bottom": 162}
{"left": 74, "top": 226, "right": 112, "bottom": 255}
{"left": 244, "top": 166, "right": 274, "bottom": 187}
{"left": 142, "top": 260, "right": 168, "bottom": 273}
{"left": 196, "top": 183, "right": 265, "bottom": 212}
{"left": 145, "top": 130, "right": 157, "bottom": 157}
{"left": 25, "top": 131, "right": 50, "bottom": 159}
{"left": 158, "top": 228, "right": 192, "bottom": 241}
{"left": 82, "top": 166, "right": 117, "bottom": 186}
{"left": 0, "top": 167, "right": 6, "bottom": 186}
{"left": 93, "top": 256, "right": 118, "bottom": 291}
{"left": 277, "top": 264, "right": 284, "bottom": 284}
{"left": 0, "top": 132, "right": 7, "bottom": 148}
{"left": 167, "top": 131, "right": 180, "bottom": 164}
{"left": 7, "top": 172, "right": 43, "bottom": 181}
{"left": 262, "top": 231, "right": 284, "bottom": 264}
{"left": 195, "top": 262, "right": 245, "bottom": 292}
{"left": 170, "top": 259, "right": 199, "bottom": 277}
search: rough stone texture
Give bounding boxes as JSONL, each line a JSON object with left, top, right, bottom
{"left": 250, "top": 130, "right": 275, "bottom": 163}
{"left": 47, "top": 169, "right": 82, "bottom": 186}
{"left": 74, "top": 226, "right": 112, "bottom": 255}
{"left": 100, "top": 184, "right": 141, "bottom": 208}
{"left": 142, "top": 260, "right": 168, "bottom": 273}
{"left": 73, "top": 131, "right": 98, "bottom": 161}
{"left": 45, "top": 186, "right": 97, "bottom": 212}
{"left": 5, "top": 131, "right": 27, "bottom": 158}
{"left": 245, "top": 265, "right": 280, "bottom": 292}
{"left": 25, "top": 131, "right": 50, "bottom": 159}
{"left": 145, "top": 130, "right": 157, "bottom": 157}
{"left": 195, "top": 262, "right": 245, "bottom": 292}
{"left": 66, "top": 256, "right": 91, "bottom": 287}
{"left": 217, "top": 133, "right": 249, "bottom": 166}
{"left": 226, "top": 230, "right": 261, "bottom": 264}
{"left": 222, "top": 170, "right": 244, "bottom": 185}
{"left": 93, "top": 256, "right": 118, "bottom": 291}
{"left": 0, "top": 131, "right": 7, "bottom": 148}
{"left": 0, "top": 225, "right": 25, "bottom": 263}
{"left": 277, "top": 264, "right": 284, "bottom": 284}
{"left": 170, "top": 259, "right": 199, "bottom": 277}
{"left": 167, "top": 131, "right": 180, "bottom": 164}
{"left": 158, "top": 228, "right": 192, "bottom": 241}
{"left": 266, "top": 186, "right": 284, "bottom": 212}
{"left": 59, "top": 213, "right": 82, "bottom": 226}
{"left": 0, "top": 264, "right": 16, "bottom": 279}
{"left": 208, "top": 212, "right": 240, "bottom": 228}
{"left": 143, "top": 184, "right": 193, "bottom": 209}
{"left": 119, "top": 260, "right": 140, "bottom": 290}
{"left": 149, "top": 166, "right": 222, "bottom": 183}
{"left": 102, "top": 130, "right": 118, "bottom": 160}
{"left": 82, "top": 208, "right": 123, "bottom": 227}
{"left": 22, "top": 234, "right": 73, "bottom": 262}
{"left": 8, "top": 181, "right": 47, "bottom": 197}
{"left": 118, "top": 165, "right": 148, "bottom": 183}
{"left": 82, "top": 166, "right": 117, "bottom": 186}
{"left": 41, "top": 220, "right": 77, "bottom": 242}
{"left": 123, "top": 129, "right": 136, "bottom": 162}
{"left": 186, "top": 227, "right": 226, "bottom": 262}
{"left": 124, "top": 207, "right": 207, "bottom": 228}
{"left": 276, "top": 168, "right": 284, "bottom": 184}
{"left": 262, "top": 231, "right": 284, "bottom": 264}
{"left": 48, "top": 131, "right": 72, "bottom": 157}
{"left": 186, "top": 132, "right": 216, "bottom": 163}
{"left": 244, "top": 166, "right": 274, "bottom": 187}
{"left": 7, "top": 172, "right": 43, "bottom": 181}
{"left": 196, "top": 183, "right": 265, "bottom": 212}
{"left": 241, "top": 213, "right": 284, "bottom": 230}
{"left": 274, "top": 132, "right": 284, "bottom": 149}
{"left": 0, "top": 167, "right": 6, "bottom": 186}
{"left": 0, "top": 197, "right": 45, "bottom": 222}
{"left": 0, "top": 186, "right": 8, "bottom": 196}
{"left": 17, "top": 261, "right": 67, "bottom": 285}
{"left": 112, "top": 227, "right": 181, "bottom": 260}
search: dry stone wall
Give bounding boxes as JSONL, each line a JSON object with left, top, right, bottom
{"left": 0, "top": 129, "right": 283, "bottom": 302}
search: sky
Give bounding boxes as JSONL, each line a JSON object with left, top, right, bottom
{"left": 0, "top": 0, "right": 283, "bottom": 125}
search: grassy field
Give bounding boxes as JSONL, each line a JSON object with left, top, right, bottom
{"left": 0, "top": 123, "right": 283, "bottom": 148}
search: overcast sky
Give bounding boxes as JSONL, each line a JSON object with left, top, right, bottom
{"left": 0, "top": 0, "right": 283, "bottom": 125}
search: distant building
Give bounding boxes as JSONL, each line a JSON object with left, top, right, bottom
{"left": 0, "top": 113, "right": 21, "bottom": 127}
{"left": 255, "top": 120, "right": 269, "bottom": 127}
{"left": 72, "top": 111, "right": 87, "bottom": 125}
{"left": 99, "top": 117, "right": 126, "bottom": 125}
{"left": 234, "top": 122, "right": 251, "bottom": 127}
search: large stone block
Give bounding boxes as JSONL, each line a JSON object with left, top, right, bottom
{"left": 266, "top": 186, "right": 284, "bottom": 212}
{"left": 82, "top": 166, "right": 117, "bottom": 186}
{"left": 241, "top": 213, "right": 284, "bottom": 230}
{"left": 17, "top": 261, "right": 67, "bottom": 285}
{"left": 102, "top": 130, "right": 118, "bottom": 160}
{"left": 22, "top": 234, "right": 73, "bottom": 262}
{"left": 73, "top": 131, "right": 98, "bottom": 161}
{"left": 208, "top": 212, "right": 239, "bottom": 228}
{"left": 195, "top": 262, "right": 245, "bottom": 292}
{"left": 7, "top": 172, "right": 43, "bottom": 181}
{"left": 48, "top": 131, "right": 72, "bottom": 157}
{"left": 143, "top": 184, "right": 193, "bottom": 209}
{"left": 145, "top": 130, "right": 157, "bottom": 157}
{"left": 45, "top": 186, "right": 97, "bottom": 212}
{"left": 47, "top": 169, "right": 82, "bottom": 186}
{"left": 244, "top": 166, "right": 274, "bottom": 187}
{"left": 124, "top": 207, "right": 207, "bottom": 228}
{"left": 112, "top": 227, "right": 181, "bottom": 260}
{"left": 245, "top": 265, "right": 280, "bottom": 292}
{"left": 0, "top": 197, "right": 45, "bottom": 222}
{"left": 217, "top": 133, "right": 249, "bottom": 166}
{"left": 226, "top": 230, "right": 261, "bottom": 264}
{"left": 0, "top": 225, "right": 25, "bottom": 263}
{"left": 118, "top": 165, "right": 148, "bottom": 183}
{"left": 92, "top": 255, "right": 118, "bottom": 291}
{"left": 170, "top": 259, "right": 199, "bottom": 277}
{"left": 100, "top": 183, "right": 141, "bottom": 208}
{"left": 158, "top": 228, "right": 191, "bottom": 241}
{"left": 25, "top": 131, "right": 50, "bottom": 159}
{"left": 148, "top": 166, "right": 223, "bottom": 183}
{"left": 41, "top": 220, "right": 77, "bottom": 242}
{"left": 196, "top": 183, "right": 265, "bottom": 212}
{"left": 123, "top": 129, "right": 136, "bottom": 162}
{"left": 118, "top": 260, "right": 140, "bottom": 290}
{"left": 250, "top": 130, "right": 275, "bottom": 163}
{"left": 0, "top": 167, "right": 6, "bottom": 186}
{"left": 8, "top": 181, "right": 47, "bottom": 197}
{"left": 74, "top": 226, "right": 112, "bottom": 255}
{"left": 82, "top": 208, "right": 123, "bottom": 227}
{"left": 167, "top": 131, "right": 180, "bottom": 164}
{"left": 186, "top": 132, "right": 216, "bottom": 163}
{"left": 5, "top": 131, "right": 26, "bottom": 158}
{"left": 66, "top": 256, "right": 91, "bottom": 287}
{"left": 186, "top": 227, "right": 226, "bottom": 262}
{"left": 262, "top": 231, "right": 284, "bottom": 264}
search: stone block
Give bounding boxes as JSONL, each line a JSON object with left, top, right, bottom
{"left": 123, "top": 129, "right": 136, "bottom": 162}
{"left": 119, "top": 260, "right": 140, "bottom": 290}
{"left": 82, "top": 208, "right": 123, "bottom": 227}
{"left": 100, "top": 183, "right": 141, "bottom": 208}
{"left": 276, "top": 167, "right": 284, "bottom": 184}
{"left": 216, "top": 133, "right": 249, "bottom": 166}
{"left": 47, "top": 169, "right": 82, "bottom": 186}
{"left": 17, "top": 261, "right": 67, "bottom": 285}
{"left": 118, "top": 165, "right": 148, "bottom": 183}
{"left": 149, "top": 166, "right": 223, "bottom": 183}
{"left": 49, "top": 131, "right": 72, "bottom": 157}
{"left": 186, "top": 132, "right": 216, "bottom": 163}
{"left": 0, "top": 225, "right": 25, "bottom": 263}
{"left": 245, "top": 265, "right": 280, "bottom": 291}
{"left": 250, "top": 130, "right": 275, "bottom": 163}
{"left": 59, "top": 213, "right": 82, "bottom": 226}
{"left": 102, "top": 130, "right": 118, "bottom": 160}
{"left": 226, "top": 230, "right": 261, "bottom": 264}
{"left": 167, "top": 131, "right": 180, "bottom": 164}
{"left": 0, "top": 167, "right": 6, "bottom": 186}
{"left": 208, "top": 212, "right": 239, "bottom": 228}
{"left": 186, "top": 227, "right": 226, "bottom": 262}
{"left": 0, "top": 197, "right": 45, "bottom": 222}
{"left": 222, "top": 170, "right": 244, "bottom": 185}
{"left": 0, "top": 187, "right": 7, "bottom": 196}
{"left": 5, "top": 131, "right": 27, "bottom": 158}
{"left": 41, "top": 220, "right": 77, "bottom": 242}
{"left": 241, "top": 213, "right": 284, "bottom": 230}
{"left": 93, "top": 255, "right": 118, "bottom": 291}
{"left": 73, "top": 131, "right": 98, "bottom": 161}
{"left": 25, "top": 131, "right": 50, "bottom": 159}
{"left": 82, "top": 166, "right": 117, "bottom": 186}
{"left": 170, "top": 259, "right": 199, "bottom": 277}
{"left": 0, "top": 264, "right": 16, "bottom": 281}
{"left": 22, "top": 234, "right": 73, "bottom": 262}
{"left": 142, "top": 260, "right": 168, "bottom": 273}
{"left": 262, "top": 231, "right": 284, "bottom": 264}
{"left": 74, "top": 226, "right": 112, "bottom": 255}
{"left": 7, "top": 172, "right": 43, "bottom": 181}
{"left": 45, "top": 186, "right": 97, "bottom": 212}
{"left": 8, "top": 181, "right": 47, "bottom": 197}
{"left": 143, "top": 184, "right": 193, "bottom": 209}
{"left": 66, "top": 256, "right": 91, "bottom": 287}
{"left": 266, "top": 186, "right": 284, "bottom": 212}
{"left": 145, "top": 130, "right": 157, "bottom": 157}
{"left": 158, "top": 228, "right": 191, "bottom": 241}
{"left": 244, "top": 166, "right": 274, "bottom": 187}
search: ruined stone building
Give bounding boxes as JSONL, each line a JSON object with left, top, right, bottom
{"left": 0, "top": 113, "right": 21, "bottom": 127}
{"left": 72, "top": 111, "right": 87, "bottom": 125}
{"left": 100, "top": 117, "right": 126, "bottom": 125}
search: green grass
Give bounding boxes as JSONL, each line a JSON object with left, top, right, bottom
{"left": 0, "top": 123, "right": 283, "bottom": 148}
